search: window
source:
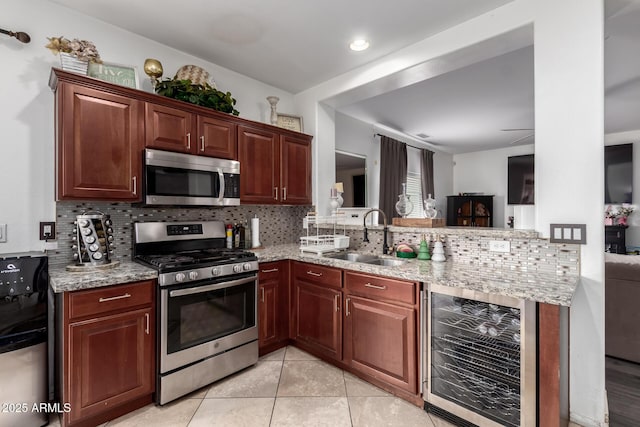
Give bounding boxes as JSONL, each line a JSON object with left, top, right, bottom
{"left": 405, "top": 172, "right": 424, "bottom": 218}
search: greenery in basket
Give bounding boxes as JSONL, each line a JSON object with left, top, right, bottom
{"left": 155, "top": 78, "right": 239, "bottom": 116}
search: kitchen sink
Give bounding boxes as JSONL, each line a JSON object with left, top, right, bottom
{"left": 324, "top": 252, "right": 407, "bottom": 267}
{"left": 324, "top": 252, "right": 379, "bottom": 263}
{"left": 362, "top": 258, "right": 407, "bottom": 267}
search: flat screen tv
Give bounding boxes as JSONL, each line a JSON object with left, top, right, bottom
{"left": 508, "top": 154, "right": 534, "bottom": 205}
{"left": 605, "top": 143, "right": 633, "bottom": 204}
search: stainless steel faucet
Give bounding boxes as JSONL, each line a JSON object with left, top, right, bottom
{"left": 363, "top": 209, "right": 389, "bottom": 255}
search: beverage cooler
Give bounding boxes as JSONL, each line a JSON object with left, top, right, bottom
{"left": 424, "top": 283, "right": 536, "bottom": 427}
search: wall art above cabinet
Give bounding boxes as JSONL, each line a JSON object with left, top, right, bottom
{"left": 49, "top": 68, "right": 313, "bottom": 203}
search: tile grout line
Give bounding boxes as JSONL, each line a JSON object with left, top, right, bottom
{"left": 343, "top": 369, "right": 355, "bottom": 427}
{"left": 268, "top": 347, "right": 288, "bottom": 426}
{"left": 185, "top": 395, "right": 207, "bottom": 427}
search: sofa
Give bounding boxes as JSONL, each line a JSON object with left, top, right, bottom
{"left": 605, "top": 254, "right": 640, "bottom": 363}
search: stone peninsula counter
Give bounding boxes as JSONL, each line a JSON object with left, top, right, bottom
{"left": 255, "top": 244, "right": 578, "bottom": 307}
{"left": 50, "top": 261, "right": 158, "bottom": 293}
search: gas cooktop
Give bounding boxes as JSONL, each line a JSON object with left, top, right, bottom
{"left": 136, "top": 249, "right": 256, "bottom": 271}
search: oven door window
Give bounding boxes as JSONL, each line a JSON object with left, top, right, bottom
{"left": 166, "top": 281, "right": 255, "bottom": 354}
{"left": 147, "top": 165, "right": 220, "bottom": 198}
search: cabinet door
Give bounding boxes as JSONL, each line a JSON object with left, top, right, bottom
{"left": 280, "top": 134, "right": 312, "bottom": 204}
{"left": 238, "top": 125, "right": 279, "bottom": 204}
{"left": 259, "top": 281, "right": 278, "bottom": 347}
{"left": 294, "top": 280, "right": 342, "bottom": 361}
{"left": 198, "top": 115, "right": 237, "bottom": 159}
{"left": 58, "top": 83, "right": 143, "bottom": 200}
{"left": 344, "top": 295, "right": 417, "bottom": 393}
{"left": 145, "top": 102, "right": 194, "bottom": 153}
{"left": 258, "top": 262, "right": 289, "bottom": 353}
{"left": 67, "top": 307, "right": 154, "bottom": 423}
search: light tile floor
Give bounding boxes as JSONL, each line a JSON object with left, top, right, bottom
{"left": 51, "top": 346, "right": 454, "bottom": 427}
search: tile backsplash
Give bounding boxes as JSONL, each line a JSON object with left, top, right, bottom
{"left": 49, "top": 202, "right": 310, "bottom": 268}
{"left": 50, "top": 203, "right": 579, "bottom": 276}
{"left": 345, "top": 228, "right": 580, "bottom": 276}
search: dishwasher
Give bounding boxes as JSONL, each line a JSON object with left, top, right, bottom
{"left": 423, "top": 282, "right": 536, "bottom": 427}
{"left": 0, "top": 253, "right": 49, "bottom": 427}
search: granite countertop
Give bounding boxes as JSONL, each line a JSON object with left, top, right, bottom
{"left": 255, "top": 244, "right": 578, "bottom": 306}
{"left": 50, "top": 261, "right": 158, "bottom": 293}
{"left": 49, "top": 245, "right": 578, "bottom": 306}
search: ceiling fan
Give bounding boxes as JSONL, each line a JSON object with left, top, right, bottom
{"left": 501, "top": 128, "right": 534, "bottom": 145}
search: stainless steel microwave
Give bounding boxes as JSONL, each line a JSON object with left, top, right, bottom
{"left": 143, "top": 149, "right": 240, "bottom": 206}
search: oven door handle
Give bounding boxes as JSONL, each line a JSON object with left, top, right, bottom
{"left": 217, "top": 167, "right": 225, "bottom": 204}
{"left": 168, "top": 275, "right": 256, "bottom": 297}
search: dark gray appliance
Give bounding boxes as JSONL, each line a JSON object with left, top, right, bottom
{"left": 0, "top": 253, "right": 48, "bottom": 427}
{"left": 424, "top": 283, "right": 536, "bottom": 427}
{"left": 143, "top": 149, "right": 240, "bottom": 206}
{"left": 133, "top": 221, "right": 258, "bottom": 405}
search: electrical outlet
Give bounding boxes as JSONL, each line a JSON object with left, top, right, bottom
{"left": 0, "top": 224, "right": 6, "bottom": 243}
{"left": 489, "top": 240, "right": 511, "bottom": 253}
{"left": 40, "top": 221, "right": 56, "bottom": 240}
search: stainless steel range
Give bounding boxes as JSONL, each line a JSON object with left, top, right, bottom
{"left": 133, "top": 221, "right": 258, "bottom": 405}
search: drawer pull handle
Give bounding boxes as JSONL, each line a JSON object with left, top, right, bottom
{"left": 144, "top": 313, "right": 149, "bottom": 335}
{"left": 364, "top": 283, "right": 387, "bottom": 290}
{"left": 334, "top": 294, "right": 340, "bottom": 312}
{"left": 345, "top": 297, "right": 351, "bottom": 316}
{"left": 200, "top": 135, "right": 205, "bottom": 151}
{"left": 187, "top": 133, "right": 191, "bottom": 149}
{"left": 261, "top": 268, "right": 279, "bottom": 273}
{"left": 98, "top": 293, "right": 131, "bottom": 303}
{"left": 307, "top": 271, "right": 323, "bottom": 277}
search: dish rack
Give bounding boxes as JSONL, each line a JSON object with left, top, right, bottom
{"left": 300, "top": 212, "right": 350, "bottom": 254}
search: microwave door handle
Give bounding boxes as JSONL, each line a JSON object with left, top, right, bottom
{"left": 217, "top": 168, "right": 225, "bottom": 204}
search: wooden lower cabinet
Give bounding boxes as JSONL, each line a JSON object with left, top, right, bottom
{"left": 293, "top": 280, "right": 342, "bottom": 361}
{"left": 343, "top": 295, "right": 417, "bottom": 393}
{"left": 258, "top": 261, "right": 289, "bottom": 354}
{"left": 60, "top": 280, "right": 155, "bottom": 427}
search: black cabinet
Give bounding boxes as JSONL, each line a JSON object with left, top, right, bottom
{"left": 446, "top": 195, "right": 494, "bottom": 227}
{"left": 605, "top": 225, "right": 627, "bottom": 254}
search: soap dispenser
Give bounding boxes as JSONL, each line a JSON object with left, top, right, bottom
{"left": 417, "top": 234, "right": 431, "bottom": 260}
{"left": 431, "top": 235, "right": 446, "bottom": 262}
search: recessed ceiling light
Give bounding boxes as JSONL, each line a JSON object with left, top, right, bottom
{"left": 349, "top": 39, "right": 369, "bottom": 51}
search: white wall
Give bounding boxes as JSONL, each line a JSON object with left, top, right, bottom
{"left": 605, "top": 130, "right": 640, "bottom": 248}
{"left": 534, "top": 1, "right": 604, "bottom": 425}
{"left": 453, "top": 144, "right": 534, "bottom": 227}
{"left": 1, "top": 0, "right": 295, "bottom": 254}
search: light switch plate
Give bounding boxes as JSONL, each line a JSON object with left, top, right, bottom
{"left": 550, "top": 223, "right": 586, "bottom": 244}
{"left": 0, "top": 224, "right": 6, "bottom": 243}
{"left": 489, "top": 240, "right": 511, "bottom": 253}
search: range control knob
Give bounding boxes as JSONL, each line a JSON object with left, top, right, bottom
{"left": 175, "top": 272, "right": 186, "bottom": 282}
{"left": 211, "top": 267, "right": 220, "bottom": 276}
{"left": 233, "top": 264, "right": 242, "bottom": 273}
{"left": 243, "top": 263, "right": 254, "bottom": 271}
{"left": 189, "top": 271, "right": 199, "bottom": 281}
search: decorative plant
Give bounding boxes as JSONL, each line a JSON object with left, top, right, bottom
{"left": 154, "top": 78, "right": 239, "bottom": 116}
{"left": 45, "top": 36, "right": 102, "bottom": 63}
{"left": 605, "top": 204, "right": 636, "bottom": 226}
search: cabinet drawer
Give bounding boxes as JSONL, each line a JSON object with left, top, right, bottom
{"left": 69, "top": 280, "right": 154, "bottom": 320}
{"left": 293, "top": 262, "right": 342, "bottom": 289}
{"left": 259, "top": 262, "right": 284, "bottom": 281}
{"left": 345, "top": 271, "right": 416, "bottom": 305}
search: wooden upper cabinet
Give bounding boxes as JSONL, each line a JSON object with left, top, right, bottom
{"left": 280, "top": 133, "right": 312, "bottom": 204}
{"left": 238, "top": 125, "right": 312, "bottom": 205}
{"left": 198, "top": 115, "right": 237, "bottom": 159}
{"left": 238, "top": 125, "right": 279, "bottom": 203}
{"left": 145, "top": 102, "right": 194, "bottom": 153}
{"left": 57, "top": 82, "right": 143, "bottom": 200}
{"left": 145, "top": 103, "right": 237, "bottom": 159}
